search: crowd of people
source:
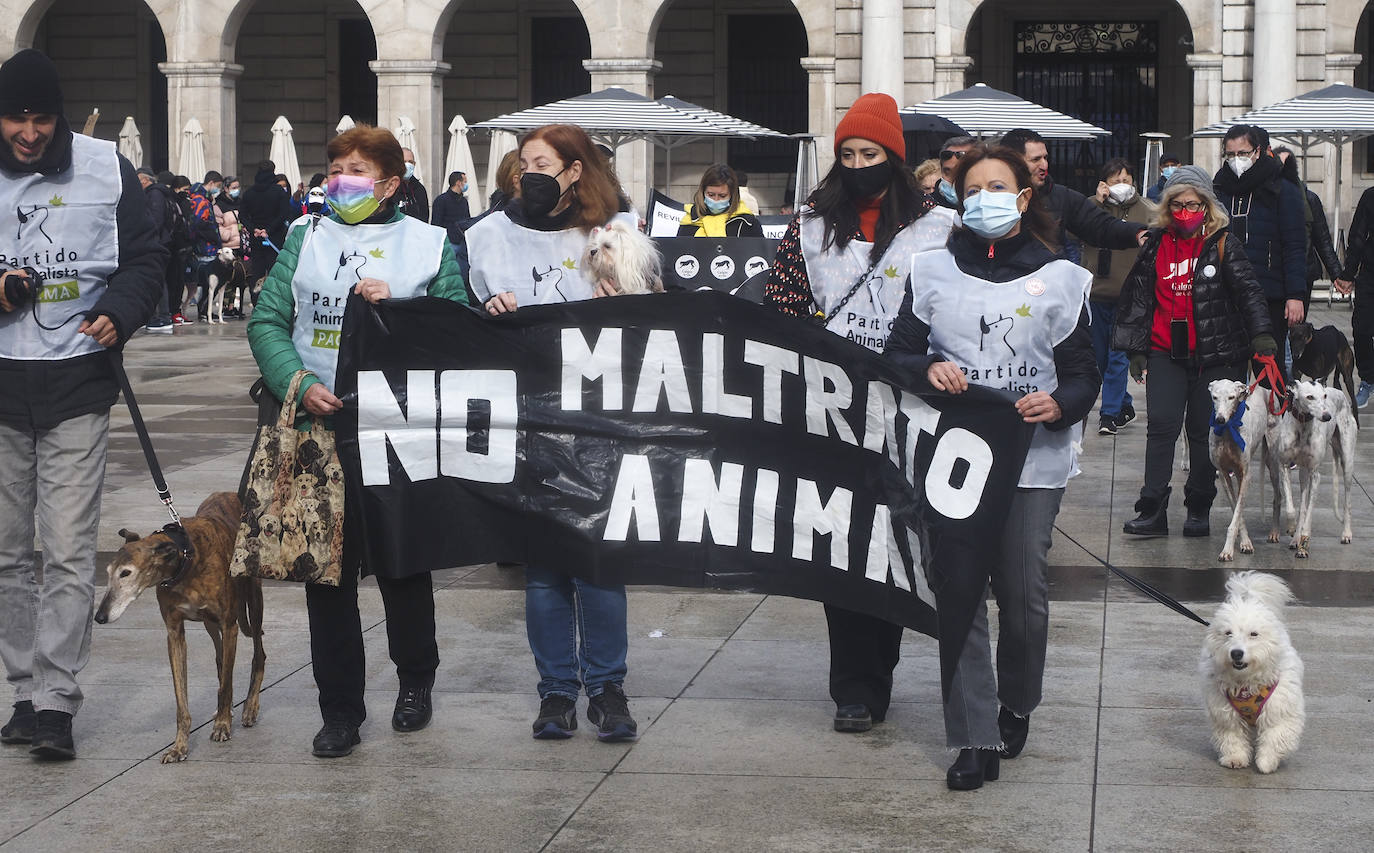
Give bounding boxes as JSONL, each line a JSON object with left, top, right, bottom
{"left": 0, "top": 47, "right": 1367, "bottom": 794}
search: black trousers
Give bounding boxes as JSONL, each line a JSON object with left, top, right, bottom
{"left": 1266, "top": 299, "right": 1292, "bottom": 380}
{"left": 1141, "top": 353, "right": 1247, "bottom": 509}
{"left": 825, "top": 604, "right": 903, "bottom": 720}
{"left": 1353, "top": 278, "right": 1374, "bottom": 383}
{"left": 305, "top": 567, "right": 438, "bottom": 725}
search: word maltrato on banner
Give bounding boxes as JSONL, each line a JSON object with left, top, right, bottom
{"left": 332, "top": 292, "right": 1035, "bottom": 692}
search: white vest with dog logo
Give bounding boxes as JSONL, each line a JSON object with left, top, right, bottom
{"left": 289, "top": 213, "right": 444, "bottom": 392}
{"left": 799, "top": 205, "right": 954, "bottom": 353}
{"left": 0, "top": 134, "right": 121, "bottom": 360}
{"left": 909, "top": 248, "right": 1091, "bottom": 489}
{"left": 466, "top": 209, "right": 637, "bottom": 306}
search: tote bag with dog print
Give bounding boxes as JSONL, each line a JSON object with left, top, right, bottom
{"left": 231, "top": 370, "right": 345, "bottom": 585}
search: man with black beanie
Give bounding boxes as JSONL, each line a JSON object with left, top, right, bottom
{"left": 0, "top": 49, "right": 165, "bottom": 761}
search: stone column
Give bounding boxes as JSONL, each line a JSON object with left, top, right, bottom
{"left": 933, "top": 55, "right": 973, "bottom": 98}
{"left": 801, "top": 56, "right": 837, "bottom": 175}
{"left": 1325, "top": 53, "right": 1363, "bottom": 236}
{"left": 370, "top": 59, "right": 452, "bottom": 191}
{"left": 861, "top": 0, "right": 904, "bottom": 99}
{"left": 582, "top": 58, "right": 661, "bottom": 213}
{"left": 1251, "top": 0, "right": 1297, "bottom": 108}
{"left": 1186, "top": 53, "right": 1224, "bottom": 172}
{"left": 158, "top": 61, "right": 243, "bottom": 175}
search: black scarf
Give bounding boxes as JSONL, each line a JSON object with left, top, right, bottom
{"left": 0, "top": 115, "right": 73, "bottom": 176}
{"left": 1214, "top": 152, "right": 1281, "bottom": 197}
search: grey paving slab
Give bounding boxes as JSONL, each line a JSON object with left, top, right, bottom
{"left": 2, "top": 760, "right": 603, "bottom": 853}
{"left": 1092, "top": 784, "right": 1374, "bottom": 853}
{"left": 0, "top": 757, "right": 138, "bottom": 845}
{"left": 549, "top": 772, "right": 1096, "bottom": 853}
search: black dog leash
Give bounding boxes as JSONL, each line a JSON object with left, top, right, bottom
{"left": 1054, "top": 524, "right": 1210, "bottom": 626}
{"left": 109, "top": 350, "right": 195, "bottom": 587}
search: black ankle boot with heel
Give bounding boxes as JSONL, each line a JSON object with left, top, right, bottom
{"left": 946, "top": 748, "right": 1000, "bottom": 790}
{"left": 1123, "top": 486, "right": 1170, "bottom": 536}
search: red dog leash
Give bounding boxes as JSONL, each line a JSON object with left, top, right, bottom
{"left": 1248, "top": 353, "right": 1289, "bottom": 416}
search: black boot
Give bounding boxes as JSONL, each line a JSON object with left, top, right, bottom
{"left": 29, "top": 710, "right": 74, "bottom": 760}
{"left": 1123, "top": 487, "right": 1171, "bottom": 536}
{"left": 1, "top": 701, "right": 36, "bottom": 745}
{"left": 1183, "top": 494, "right": 1211, "bottom": 537}
{"left": 312, "top": 718, "right": 361, "bottom": 758}
{"left": 833, "top": 703, "right": 873, "bottom": 733}
{"left": 998, "top": 707, "right": 1030, "bottom": 759}
{"left": 946, "top": 748, "right": 1000, "bottom": 790}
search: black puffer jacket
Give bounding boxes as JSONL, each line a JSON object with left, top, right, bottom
{"left": 1111, "top": 227, "right": 1271, "bottom": 367}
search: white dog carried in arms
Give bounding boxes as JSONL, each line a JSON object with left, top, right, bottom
{"left": 1200, "top": 571, "right": 1305, "bottom": 774}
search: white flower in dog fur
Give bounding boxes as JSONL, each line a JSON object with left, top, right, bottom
{"left": 1199, "top": 571, "right": 1305, "bottom": 773}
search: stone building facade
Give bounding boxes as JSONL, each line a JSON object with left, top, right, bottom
{"left": 2, "top": 0, "right": 1372, "bottom": 219}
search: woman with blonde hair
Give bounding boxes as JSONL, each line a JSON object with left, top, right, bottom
{"left": 913, "top": 158, "right": 941, "bottom": 196}
{"left": 677, "top": 162, "right": 762, "bottom": 237}
{"left": 1113, "top": 165, "right": 1273, "bottom": 537}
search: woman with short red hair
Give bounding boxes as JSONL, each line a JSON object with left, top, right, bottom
{"left": 247, "top": 124, "right": 468, "bottom": 758}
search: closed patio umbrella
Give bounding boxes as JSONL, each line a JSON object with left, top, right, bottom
{"left": 336, "top": 115, "right": 356, "bottom": 135}
{"left": 118, "top": 115, "right": 143, "bottom": 167}
{"left": 268, "top": 115, "right": 301, "bottom": 192}
{"left": 394, "top": 115, "right": 420, "bottom": 182}
{"left": 178, "top": 117, "right": 206, "bottom": 182}
{"left": 445, "top": 114, "right": 482, "bottom": 212}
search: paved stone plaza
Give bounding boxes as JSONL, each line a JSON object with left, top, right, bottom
{"left": 1, "top": 301, "right": 1371, "bottom": 852}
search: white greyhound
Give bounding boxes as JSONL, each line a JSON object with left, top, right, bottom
{"left": 1208, "top": 379, "right": 1272, "bottom": 561}
{"left": 1272, "top": 381, "right": 1356, "bottom": 555}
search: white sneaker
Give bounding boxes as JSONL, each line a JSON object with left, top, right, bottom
{"left": 145, "top": 322, "right": 174, "bottom": 335}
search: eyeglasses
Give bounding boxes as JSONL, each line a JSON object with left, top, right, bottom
{"left": 1223, "top": 148, "right": 1256, "bottom": 160}
{"left": 1168, "top": 200, "right": 1206, "bottom": 213}
{"left": 939, "top": 149, "right": 968, "bottom": 161}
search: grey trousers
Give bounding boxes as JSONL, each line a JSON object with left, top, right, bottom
{"left": 943, "top": 487, "right": 1063, "bottom": 749}
{"left": 0, "top": 412, "right": 109, "bottom": 716}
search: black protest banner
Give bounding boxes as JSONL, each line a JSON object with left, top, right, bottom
{"left": 332, "top": 291, "right": 1035, "bottom": 694}
{"left": 655, "top": 236, "right": 779, "bottom": 294}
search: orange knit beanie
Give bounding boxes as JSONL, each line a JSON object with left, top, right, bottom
{"left": 833, "top": 93, "right": 906, "bottom": 162}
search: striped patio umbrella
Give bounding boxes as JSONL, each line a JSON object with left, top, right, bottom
{"left": 1193, "top": 83, "right": 1374, "bottom": 236}
{"left": 473, "top": 87, "right": 730, "bottom": 149}
{"left": 901, "top": 83, "right": 1110, "bottom": 140}
{"left": 654, "top": 94, "right": 786, "bottom": 191}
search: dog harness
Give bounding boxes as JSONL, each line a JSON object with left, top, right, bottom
{"left": 1226, "top": 679, "right": 1278, "bottom": 726}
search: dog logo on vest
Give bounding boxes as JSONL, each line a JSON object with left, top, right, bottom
{"left": 15, "top": 204, "right": 52, "bottom": 243}
{"left": 978, "top": 313, "right": 1017, "bottom": 358}
{"left": 335, "top": 250, "right": 367, "bottom": 281}
{"left": 532, "top": 264, "right": 568, "bottom": 302}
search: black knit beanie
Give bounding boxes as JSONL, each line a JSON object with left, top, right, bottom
{"left": 0, "top": 49, "right": 63, "bottom": 117}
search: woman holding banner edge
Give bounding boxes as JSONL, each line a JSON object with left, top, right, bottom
{"left": 246, "top": 125, "right": 468, "bottom": 757}
{"left": 763, "top": 93, "right": 952, "bottom": 736}
{"left": 462, "top": 123, "right": 641, "bottom": 743}
{"left": 886, "top": 144, "right": 1099, "bottom": 789}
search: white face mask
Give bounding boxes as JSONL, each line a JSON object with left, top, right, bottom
{"left": 1107, "top": 183, "right": 1136, "bottom": 204}
{"left": 1229, "top": 155, "right": 1253, "bottom": 178}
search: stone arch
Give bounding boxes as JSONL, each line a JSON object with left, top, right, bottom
{"left": 10, "top": 0, "right": 176, "bottom": 54}
{"left": 221, "top": 0, "right": 384, "bottom": 63}
{"left": 954, "top": 0, "right": 1210, "bottom": 55}
{"left": 645, "top": 0, "right": 828, "bottom": 58}
{"left": 1328, "top": 0, "right": 1367, "bottom": 55}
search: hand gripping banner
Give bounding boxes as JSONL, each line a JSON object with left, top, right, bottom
{"left": 332, "top": 291, "right": 1034, "bottom": 695}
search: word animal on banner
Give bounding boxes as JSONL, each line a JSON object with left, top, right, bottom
{"left": 331, "top": 291, "right": 1036, "bottom": 694}
{"left": 655, "top": 236, "right": 779, "bottom": 297}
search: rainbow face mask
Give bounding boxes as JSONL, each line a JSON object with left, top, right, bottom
{"left": 326, "top": 174, "right": 384, "bottom": 224}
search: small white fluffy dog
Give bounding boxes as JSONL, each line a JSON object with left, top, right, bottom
{"left": 581, "top": 220, "right": 663, "bottom": 295}
{"left": 1200, "top": 571, "right": 1305, "bottom": 773}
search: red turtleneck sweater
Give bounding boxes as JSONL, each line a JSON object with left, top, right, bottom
{"left": 857, "top": 195, "right": 882, "bottom": 242}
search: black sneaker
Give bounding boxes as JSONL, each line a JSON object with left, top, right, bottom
{"left": 1097, "top": 416, "right": 1118, "bottom": 436}
{"left": 311, "top": 719, "right": 361, "bottom": 758}
{"left": 587, "top": 685, "right": 637, "bottom": 742}
{"left": 1, "top": 701, "right": 36, "bottom": 745}
{"left": 532, "top": 695, "right": 577, "bottom": 739}
{"left": 1116, "top": 406, "right": 1137, "bottom": 428}
{"left": 29, "top": 710, "right": 74, "bottom": 760}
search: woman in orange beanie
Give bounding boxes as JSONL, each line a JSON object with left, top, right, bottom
{"left": 763, "top": 92, "right": 954, "bottom": 736}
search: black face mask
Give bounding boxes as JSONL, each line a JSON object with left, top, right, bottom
{"left": 521, "top": 168, "right": 568, "bottom": 219}
{"left": 840, "top": 160, "right": 893, "bottom": 200}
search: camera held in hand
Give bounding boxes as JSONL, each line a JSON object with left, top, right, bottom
{"left": 0, "top": 266, "right": 40, "bottom": 312}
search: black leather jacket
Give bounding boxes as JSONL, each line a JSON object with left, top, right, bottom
{"left": 1111, "top": 227, "right": 1271, "bottom": 367}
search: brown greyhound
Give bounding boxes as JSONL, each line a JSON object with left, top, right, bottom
{"left": 94, "top": 492, "right": 266, "bottom": 763}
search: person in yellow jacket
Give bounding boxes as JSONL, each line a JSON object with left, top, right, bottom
{"left": 677, "top": 163, "right": 763, "bottom": 237}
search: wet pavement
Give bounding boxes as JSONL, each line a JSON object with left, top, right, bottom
{"left": 2, "top": 301, "right": 1372, "bottom": 851}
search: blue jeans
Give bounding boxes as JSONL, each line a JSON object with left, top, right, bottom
{"left": 1089, "top": 300, "right": 1132, "bottom": 418}
{"left": 524, "top": 565, "right": 627, "bottom": 699}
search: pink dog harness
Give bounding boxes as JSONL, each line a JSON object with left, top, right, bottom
{"left": 1226, "top": 680, "right": 1278, "bottom": 726}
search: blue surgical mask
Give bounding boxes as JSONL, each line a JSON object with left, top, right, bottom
{"left": 938, "top": 178, "right": 957, "bottom": 204}
{"left": 961, "top": 189, "right": 1028, "bottom": 240}
{"left": 461, "top": 183, "right": 469, "bottom": 193}
{"left": 1161, "top": 166, "right": 1178, "bottom": 180}
{"left": 704, "top": 197, "right": 730, "bottom": 215}
{"left": 228, "top": 188, "right": 240, "bottom": 199}
{"left": 404, "top": 162, "right": 415, "bottom": 180}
